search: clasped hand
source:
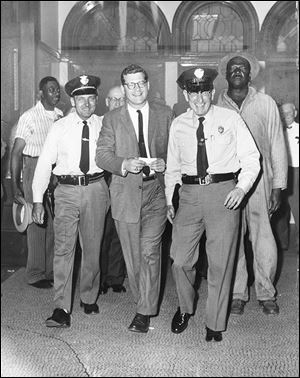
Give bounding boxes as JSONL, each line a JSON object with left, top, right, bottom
{"left": 124, "top": 157, "right": 166, "bottom": 174}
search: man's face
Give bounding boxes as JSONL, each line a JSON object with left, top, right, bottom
{"left": 184, "top": 89, "right": 214, "bottom": 116}
{"left": 122, "top": 72, "right": 149, "bottom": 108}
{"left": 226, "top": 57, "right": 251, "bottom": 89}
{"left": 106, "top": 87, "right": 125, "bottom": 111}
{"left": 71, "top": 94, "right": 98, "bottom": 120}
{"left": 41, "top": 81, "right": 60, "bottom": 108}
{"left": 280, "top": 104, "right": 296, "bottom": 127}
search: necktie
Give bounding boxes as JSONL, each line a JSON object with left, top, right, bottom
{"left": 137, "top": 110, "right": 150, "bottom": 176}
{"left": 196, "top": 117, "right": 208, "bottom": 177}
{"left": 79, "top": 120, "right": 89, "bottom": 174}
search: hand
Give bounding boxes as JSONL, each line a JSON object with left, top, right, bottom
{"left": 32, "top": 203, "right": 45, "bottom": 224}
{"left": 13, "top": 188, "right": 25, "bottom": 204}
{"left": 149, "top": 158, "right": 166, "bottom": 173}
{"left": 224, "top": 187, "right": 245, "bottom": 210}
{"left": 123, "top": 157, "right": 146, "bottom": 174}
{"left": 167, "top": 205, "right": 175, "bottom": 224}
{"left": 269, "top": 188, "right": 281, "bottom": 216}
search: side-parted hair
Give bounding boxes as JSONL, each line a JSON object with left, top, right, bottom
{"left": 121, "top": 64, "right": 148, "bottom": 85}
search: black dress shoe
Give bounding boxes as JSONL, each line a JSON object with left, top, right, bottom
{"left": 29, "top": 279, "right": 53, "bottom": 289}
{"left": 171, "top": 307, "right": 191, "bottom": 334}
{"left": 110, "top": 284, "right": 126, "bottom": 293}
{"left": 45, "top": 308, "right": 70, "bottom": 328}
{"left": 99, "top": 282, "right": 108, "bottom": 295}
{"left": 80, "top": 301, "right": 99, "bottom": 315}
{"left": 205, "top": 327, "right": 222, "bottom": 342}
{"left": 128, "top": 313, "right": 150, "bottom": 333}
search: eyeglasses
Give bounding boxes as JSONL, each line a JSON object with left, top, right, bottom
{"left": 188, "top": 91, "right": 211, "bottom": 100}
{"left": 123, "top": 81, "right": 147, "bottom": 90}
{"left": 108, "top": 97, "right": 125, "bottom": 104}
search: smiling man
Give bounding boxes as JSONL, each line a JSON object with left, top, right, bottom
{"left": 165, "top": 66, "right": 260, "bottom": 342}
{"left": 217, "top": 52, "right": 288, "bottom": 317}
{"left": 11, "top": 76, "right": 63, "bottom": 289}
{"left": 32, "top": 74, "right": 110, "bottom": 328}
{"left": 96, "top": 64, "right": 174, "bottom": 333}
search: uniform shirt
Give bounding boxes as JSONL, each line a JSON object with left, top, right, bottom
{"left": 284, "top": 121, "right": 299, "bottom": 167}
{"left": 218, "top": 86, "right": 288, "bottom": 190}
{"left": 14, "top": 101, "right": 63, "bottom": 157}
{"left": 165, "top": 105, "right": 260, "bottom": 205}
{"left": 32, "top": 111, "right": 104, "bottom": 203}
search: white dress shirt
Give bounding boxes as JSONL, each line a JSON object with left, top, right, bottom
{"left": 32, "top": 111, "right": 104, "bottom": 203}
{"left": 284, "top": 121, "right": 299, "bottom": 167}
{"left": 165, "top": 106, "right": 260, "bottom": 205}
{"left": 127, "top": 102, "right": 151, "bottom": 158}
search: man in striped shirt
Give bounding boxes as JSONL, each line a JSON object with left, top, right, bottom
{"left": 11, "top": 76, "right": 63, "bottom": 289}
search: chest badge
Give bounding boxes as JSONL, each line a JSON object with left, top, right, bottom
{"left": 218, "top": 126, "right": 224, "bottom": 134}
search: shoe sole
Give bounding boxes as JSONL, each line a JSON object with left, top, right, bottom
{"left": 128, "top": 327, "right": 148, "bottom": 333}
{"left": 45, "top": 320, "right": 70, "bottom": 328}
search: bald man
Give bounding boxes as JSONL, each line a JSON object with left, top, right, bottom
{"left": 273, "top": 103, "right": 299, "bottom": 249}
{"left": 99, "top": 86, "right": 127, "bottom": 294}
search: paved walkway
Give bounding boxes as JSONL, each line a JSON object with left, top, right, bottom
{"left": 1, "top": 247, "right": 299, "bottom": 377}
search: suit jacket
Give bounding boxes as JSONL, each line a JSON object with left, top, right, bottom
{"left": 96, "top": 103, "right": 174, "bottom": 223}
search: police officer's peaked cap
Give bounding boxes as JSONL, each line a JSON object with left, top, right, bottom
{"left": 218, "top": 51, "right": 260, "bottom": 80}
{"left": 65, "top": 74, "right": 101, "bottom": 97}
{"left": 177, "top": 67, "right": 218, "bottom": 92}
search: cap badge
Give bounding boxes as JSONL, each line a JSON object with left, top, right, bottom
{"left": 194, "top": 69, "right": 204, "bottom": 80}
{"left": 80, "top": 75, "right": 89, "bottom": 86}
{"left": 218, "top": 126, "right": 224, "bottom": 134}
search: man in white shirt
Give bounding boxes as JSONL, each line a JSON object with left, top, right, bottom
{"left": 32, "top": 74, "right": 110, "bottom": 328}
{"left": 165, "top": 67, "right": 260, "bottom": 342}
{"left": 273, "top": 103, "right": 299, "bottom": 248}
{"left": 11, "top": 76, "right": 63, "bottom": 289}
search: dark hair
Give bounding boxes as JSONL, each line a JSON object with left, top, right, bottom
{"left": 39, "top": 76, "right": 59, "bottom": 91}
{"left": 120, "top": 64, "right": 148, "bottom": 85}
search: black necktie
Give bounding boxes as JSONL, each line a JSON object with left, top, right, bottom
{"left": 79, "top": 120, "right": 89, "bottom": 174}
{"left": 196, "top": 117, "right": 208, "bottom": 177}
{"left": 137, "top": 110, "right": 150, "bottom": 176}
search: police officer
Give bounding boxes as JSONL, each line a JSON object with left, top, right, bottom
{"left": 165, "top": 67, "right": 260, "bottom": 341}
{"left": 32, "top": 74, "right": 110, "bottom": 328}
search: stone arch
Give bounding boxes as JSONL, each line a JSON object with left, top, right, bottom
{"left": 61, "top": 1, "right": 171, "bottom": 54}
{"left": 172, "top": 1, "right": 259, "bottom": 55}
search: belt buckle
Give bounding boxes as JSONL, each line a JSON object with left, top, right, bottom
{"left": 199, "top": 175, "right": 211, "bottom": 185}
{"left": 78, "top": 175, "right": 88, "bottom": 186}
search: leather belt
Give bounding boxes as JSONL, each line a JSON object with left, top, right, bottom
{"left": 182, "top": 172, "right": 239, "bottom": 186}
{"left": 56, "top": 172, "right": 104, "bottom": 186}
{"left": 143, "top": 174, "right": 157, "bottom": 182}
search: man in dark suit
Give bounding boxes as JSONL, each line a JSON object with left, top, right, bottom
{"left": 96, "top": 64, "right": 174, "bottom": 333}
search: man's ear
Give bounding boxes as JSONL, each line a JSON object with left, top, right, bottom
{"left": 70, "top": 97, "right": 75, "bottom": 107}
{"left": 105, "top": 97, "right": 109, "bottom": 107}
{"left": 183, "top": 90, "right": 189, "bottom": 103}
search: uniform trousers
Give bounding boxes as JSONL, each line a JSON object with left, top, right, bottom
{"left": 170, "top": 180, "right": 239, "bottom": 332}
{"left": 53, "top": 179, "right": 109, "bottom": 312}
{"left": 233, "top": 178, "right": 278, "bottom": 302}
{"left": 114, "top": 178, "right": 167, "bottom": 316}
{"left": 23, "top": 156, "right": 54, "bottom": 284}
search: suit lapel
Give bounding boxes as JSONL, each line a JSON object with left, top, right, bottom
{"left": 121, "top": 106, "right": 138, "bottom": 144}
{"left": 148, "top": 106, "right": 156, "bottom": 149}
